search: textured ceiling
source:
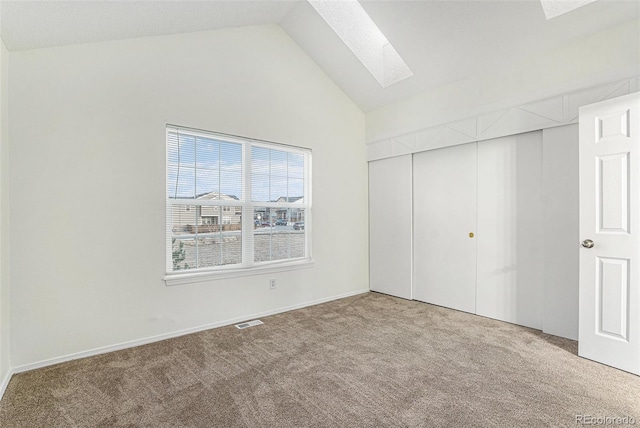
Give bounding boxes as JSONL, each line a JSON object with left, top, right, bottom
{"left": 1, "top": 0, "right": 638, "bottom": 112}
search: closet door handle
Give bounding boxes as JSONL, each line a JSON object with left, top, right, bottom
{"left": 581, "top": 239, "right": 594, "bottom": 248}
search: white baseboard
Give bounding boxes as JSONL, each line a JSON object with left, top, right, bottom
{"left": 0, "top": 368, "right": 13, "bottom": 401}
{"left": 11, "top": 288, "right": 369, "bottom": 375}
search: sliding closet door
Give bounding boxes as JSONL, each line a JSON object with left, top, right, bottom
{"left": 369, "top": 155, "right": 413, "bottom": 299}
{"left": 413, "top": 143, "right": 477, "bottom": 313}
{"left": 476, "top": 132, "right": 544, "bottom": 329}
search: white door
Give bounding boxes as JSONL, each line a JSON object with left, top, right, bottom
{"left": 579, "top": 92, "right": 640, "bottom": 375}
{"left": 413, "top": 143, "right": 477, "bottom": 313}
{"left": 369, "top": 155, "right": 413, "bottom": 299}
{"left": 476, "top": 132, "right": 544, "bottom": 329}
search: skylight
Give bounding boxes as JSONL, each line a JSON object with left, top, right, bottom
{"left": 539, "top": 0, "right": 597, "bottom": 20}
{"left": 308, "top": 0, "right": 413, "bottom": 88}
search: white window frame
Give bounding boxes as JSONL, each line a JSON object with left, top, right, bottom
{"left": 164, "top": 125, "right": 313, "bottom": 285}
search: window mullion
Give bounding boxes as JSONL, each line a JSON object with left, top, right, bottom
{"left": 242, "top": 143, "right": 254, "bottom": 267}
{"left": 218, "top": 141, "right": 223, "bottom": 266}
{"left": 194, "top": 138, "right": 199, "bottom": 269}
{"left": 304, "top": 153, "right": 311, "bottom": 260}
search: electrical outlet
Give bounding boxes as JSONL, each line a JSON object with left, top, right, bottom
{"left": 269, "top": 279, "right": 277, "bottom": 290}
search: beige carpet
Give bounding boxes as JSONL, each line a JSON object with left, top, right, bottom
{"left": 0, "top": 292, "right": 638, "bottom": 427}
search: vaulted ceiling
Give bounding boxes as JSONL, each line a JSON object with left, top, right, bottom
{"left": 1, "top": 0, "right": 638, "bottom": 112}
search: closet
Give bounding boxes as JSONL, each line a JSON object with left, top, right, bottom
{"left": 370, "top": 129, "right": 564, "bottom": 333}
{"left": 413, "top": 132, "right": 543, "bottom": 328}
{"left": 413, "top": 142, "right": 477, "bottom": 314}
{"left": 369, "top": 155, "right": 413, "bottom": 300}
{"left": 476, "top": 133, "right": 544, "bottom": 329}
{"left": 413, "top": 132, "right": 543, "bottom": 329}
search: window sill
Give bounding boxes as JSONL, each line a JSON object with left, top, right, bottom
{"left": 164, "top": 259, "right": 315, "bottom": 286}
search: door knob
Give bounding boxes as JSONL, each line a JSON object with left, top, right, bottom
{"left": 581, "top": 239, "right": 594, "bottom": 248}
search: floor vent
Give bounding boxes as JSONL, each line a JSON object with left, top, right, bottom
{"left": 235, "top": 320, "right": 263, "bottom": 329}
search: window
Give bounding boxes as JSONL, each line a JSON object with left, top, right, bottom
{"left": 166, "top": 125, "right": 312, "bottom": 279}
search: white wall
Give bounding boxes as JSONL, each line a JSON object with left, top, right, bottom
{"left": 366, "top": 18, "right": 640, "bottom": 144}
{"left": 8, "top": 25, "right": 368, "bottom": 368}
{"left": 0, "top": 39, "right": 10, "bottom": 390}
{"left": 543, "top": 125, "right": 579, "bottom": 340}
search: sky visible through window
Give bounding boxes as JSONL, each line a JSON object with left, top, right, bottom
{"left": 167, "top": 132, "right": 304, "bottom": 202}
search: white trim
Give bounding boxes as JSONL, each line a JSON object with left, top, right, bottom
{"left": 368, "top": 76, "right": 640, "bottom": 161}
{"left": 164, "top": 258, "right": 314, "bottom": 286}
{"left": 11, "top": 288, "right": 369, "bottom": 375}
{"left": 0, "top": 368, "right": 13, "bottom": 401}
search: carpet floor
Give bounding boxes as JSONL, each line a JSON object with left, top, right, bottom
{"left": 0, "top": 292, "right": 638, "bottom": 427}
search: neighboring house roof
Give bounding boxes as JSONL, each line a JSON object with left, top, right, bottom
{"left": 195, "top": 192, "right": 239, "bottom": 201}
{"left": 276, "top": 196, "right": 303, "bottom": 203}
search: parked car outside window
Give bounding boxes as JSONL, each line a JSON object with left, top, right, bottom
{"left": 293, "top": 222, "right": 304, "bottom": 230}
